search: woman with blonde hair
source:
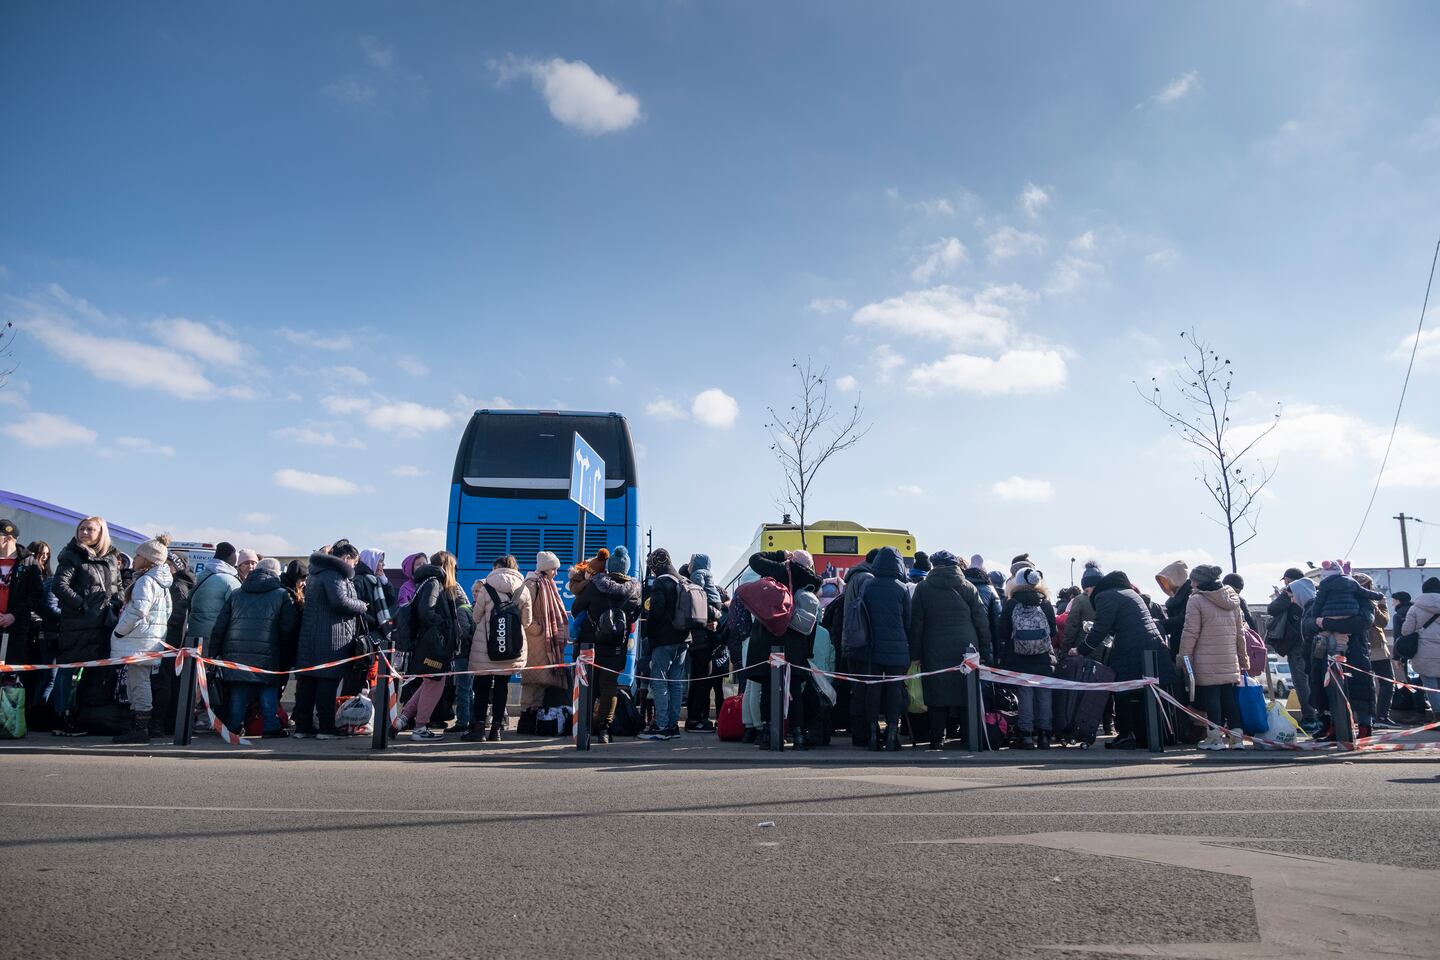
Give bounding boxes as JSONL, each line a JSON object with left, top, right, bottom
{"left": 109, "top": 534, "right": 174, "bottom": 743}
{"left": 51, "top": 516, "right": 121, "bottom": 735}
{"left": 399, "top": 550, "right": 468, "bottom": 741}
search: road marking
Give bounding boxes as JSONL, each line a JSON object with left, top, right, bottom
{"left": 1, "top": 801, "right": 1435, "bottom": 817}
{"left": 777, "top": 775, "right": 1334, "bottom": 791}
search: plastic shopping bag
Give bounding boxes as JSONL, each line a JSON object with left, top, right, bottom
{"left": 905, "top": 663, "right": 927, "bottom": 714}
{"left": 1259, "top": 697, "right": 1300, "bottom": 746}
{"left": 0, "top": 685, "right": 26, "bottom": 739}
{"left": 1237, "top": 675, "right": 1268, "bottom": 735}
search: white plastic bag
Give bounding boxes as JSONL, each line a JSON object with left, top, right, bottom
{"left": 336, "top": 692, "right": 374, "bottom": 732}
{"left": 1259, "top": 698, "right": 1299, "bottom": 746}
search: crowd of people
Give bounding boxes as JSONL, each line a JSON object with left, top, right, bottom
{"left": 2, "top": 513, "right": 1439, "bottom": 752}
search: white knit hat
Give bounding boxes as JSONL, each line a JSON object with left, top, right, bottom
{"left": 135, "top": 534, "right": 171, "bottom": 567}
{"left": 536, "top": 551, "right": 560, "bottom": 573}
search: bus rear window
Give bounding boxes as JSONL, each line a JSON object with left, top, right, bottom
{"left": 823, "top": 535, "right": 859, "bottom": 555}
{"left": 464, "top": 415, "right": 628, "bottom": 481}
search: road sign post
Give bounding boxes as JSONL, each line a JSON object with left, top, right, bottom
{"left": 570, "top": 434, "right": 605, "bottom": 753}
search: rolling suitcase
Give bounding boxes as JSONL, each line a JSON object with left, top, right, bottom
{"left": 1054, "top": 654, "right": 1114, "bottom": 746}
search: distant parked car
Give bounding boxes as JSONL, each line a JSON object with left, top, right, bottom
{"left": 1268, "top": 661, "right": 1291, "bottom": 698}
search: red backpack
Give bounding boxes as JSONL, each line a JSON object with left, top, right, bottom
{"left": 717, "top": 695, "right": 744, "bottom": 741}
{"left": 735, "top": 569, "right": 794, "bottom": 637}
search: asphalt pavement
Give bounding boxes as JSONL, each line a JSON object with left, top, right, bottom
{"left": 2, "top": 744, "right": 1437, "bottom": 959}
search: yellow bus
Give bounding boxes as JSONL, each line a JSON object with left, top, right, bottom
{"left": 722, "top": 519, "right": 916, "bottom": 589}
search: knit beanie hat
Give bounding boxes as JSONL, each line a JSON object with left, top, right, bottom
{"left": 912, "top": 551, "right": 932, "bottom": 573}
{"left": 135, "top": 533, "right": 171, "bottom": 567}
{"left": 1423, "top": 577, "right": 1440, "bottom": 594}
{"left": 1010, "top": 554, "right": 1033, "bottom": 576}
{"left": 791, "top": 549, "right": 814, "bottom": 571}
{"left": 1393, "top": 591, "right": 1412, "bottom": 603}
{"left": 607, "top": 546, "right": 630, "bottom": 575}
{"left": 930, "top": 550, "right": 960, "bottom": 568}
{"left": 648, "top": 547, "right": 672, "bottom": 573}
{"left": 1080, "top": 561, "right": 1104, "bottom": 588}
{"left": 536, "top": 551, "right": 560, "bottom": 573}
{"left": 1320, "top": 559, "right": 1348, "bottom": 580}
{"left": 258, "top": 557, "right": 282, "bottom": 576}
{"left": 1191, "top": 564, "right": 1223, "bottom": 586}
{"left": 237, "top": 548, "right": 259, "bottom": 567}
{"left": 584, "top": 547, "right": 610, "bottom": 576}
{"left": 213, "top": 541, "right": 237, "bottom": 566}
{"left": 969, "top": 554, "right": 985, "bottom": 571}
{"left": 1015, "top": 567, "right": 1043, "bottom": 587}
{"left": 1222, "top": 573, "right": 1245, "bottom": 592}
{"left": 1288, "top": 577, "right": 1317, "bottom": 606}
{"left": 1283, "top": 567, "right": 1305, "bottom": 582}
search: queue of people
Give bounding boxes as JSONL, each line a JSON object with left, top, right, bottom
{"left": 2, "top": 513, "right": 1437, "bottom": 751}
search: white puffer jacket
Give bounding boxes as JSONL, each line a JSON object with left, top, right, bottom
{"left": 111, "top": 564, "right": 174, "bottom": 658}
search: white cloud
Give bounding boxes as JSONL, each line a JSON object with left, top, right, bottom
{"left": 272, "top": 424, "right": 364, "bottom": 449}
{"left": 391, "top": 465, "right": 424, "bottom": 478}
{"left": 1394, "top": 326, "right": 1440, "bottom": 368}
{"left": 806, "top": 297, "right": 850, "bottom": 315}
{"left": 238, "top": 512, "right": 272, "bottom": 527}
{"left": 278, "top": 327, "right": 354, "bottom": 351}
{"left": 1051, "top": 544, "right": 1216, "bottom": 581}
{"left": 992, "top": 475, "right": 1055, "bottom": 502}
{"left": 910, "top": 237, "right": 969, "bottom": 283}
{"left": 836, "top": 375, "right": 859, "bottom": 392}
{"left": 1145, "top": 249, "right": 1179, "bottom": 268}
{"left": 452, "top": 393, "right": 514, "bottom": 412}
{"left": 149, "top": 317, "right": 247, "bottom": 368}
{"left": 1045, "top": 256, "right": 1102, "bottom": 296}
{"left": 692, "top": 388, "right": 739, "bottom": 429}
{"left": 324, "top": 365, "right": 370, "bottom": 385}
{"left": 908, "top": 349, "right": 1067, "bottom": 395}
{"left": 985, "top": 226, "right": 1046, "bottom": 262}
{"left": 645, "top": 399, "right": 685, "bottom": 420}
{"left": 365, "top": 400, "right": 453, "bottom": 434}
{"left": 116, "top": 435, "right": 176, "bottom": 457}
{"left": 3, "top": 411, "right": 96, "bottom": 448}
{"left": 396, "top": 355, "right": 428, "bottom": 377}
{"left": 873, "top": 344, "right": 906, "bottom": 384}
{"left": 320, "top": 395, "right": 368, "bottom": 415}
{"left": 491, "top": 56, "right": 641, "bottom": 135}
{"left": 23, "top": 312, "right": 216, "bottom": 399}
{"left": 273, "top": 468, "right": 360, "bottom": 496}
{"left": 1019, "top": 182, "right": 1050, "bottom": 218}
{"left": 1229, "top": 403, "right": 1440, "bottom": 489}
{"left": 1070, "top": 231, "right": 1097, "bottom": 252}
{"left": 1143, "top": 71, "right": 1200, "bottom": 108}
{"left": 375, "top": 528, "right": 445, "bottom": 556}
{"left": 604, "top": 374, "right": 622, "bottom": 387}
{"left": 852, "top": 284, "right": 1022, "bottom": 347}
{"left": 359, "top": 35, "right": 393, "bottom": 70}
{"left": 911, "top": 197, "right": 955, "bottom": 217}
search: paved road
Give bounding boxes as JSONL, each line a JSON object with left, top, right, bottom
{"left": 2, "top": 750, "right": 1437, "bottom": 959}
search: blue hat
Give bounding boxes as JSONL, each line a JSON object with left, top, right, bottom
{"left": 606, "top": 545, "right": 630, "bottom": 575}
{"left": 1081, "top": 561, "right": 1104, "bottom": 588}
{"left": 929, "top": 550, "right": 960, "bottom": 567}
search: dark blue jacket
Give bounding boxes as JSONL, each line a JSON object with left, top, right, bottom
{"left": 1313, "top": 575, "right": 1382, "bottom": 622}
{"left": 859, "top": 547, "right": 912, "bottom": 669}
{"left": 1081, "top": 572, "right": 1176, "bottom": 684}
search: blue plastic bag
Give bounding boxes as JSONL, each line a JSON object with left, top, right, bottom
{"left": 1238, "top": 675, "right": 1268, "bottom": 735}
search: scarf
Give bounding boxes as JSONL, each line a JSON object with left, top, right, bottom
{"left": 533, "top": 570, "right": 569, "bottom": 642}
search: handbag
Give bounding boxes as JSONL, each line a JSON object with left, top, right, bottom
{"left": 1396, "top": 612, "right": 1438, "bottom": 660}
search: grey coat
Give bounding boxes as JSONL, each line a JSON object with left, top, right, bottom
{"left": 295, "top": 552, "right": 369, "bottom": 679}
{"left": 908, "top": 564, "right": 991, "bottom": 706}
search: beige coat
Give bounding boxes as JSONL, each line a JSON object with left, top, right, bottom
{"left": 468, "top": 567, "right": 534, "bottom": 672}
{"left": 1177, "top": 585, "right": 1247, "bottom": 686}
{"left": 521, "top": 571, "right": 568, "bottom": 689}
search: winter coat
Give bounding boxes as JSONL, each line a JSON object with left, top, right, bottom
{"left": 188, "top": 560, "right": 240, "bottom": 641}
{"left": 1265, "top": 588, "right": 1304, "bottom": 657}
{"left": 858, "top": 547, "right": 912, "bottom": 670}
{"left": 1393, "top": 599, "right": 1414, "bottom": 648}
{"left": 1312, "top": 575, "right": 1382, "bottom": 623}
{"left": 742, "top": 550, "right": 824, "bottom": 668}
{"left": 644, "top": 562, "right": 689, "bottom": 648}
{"left": 688, "top": 554, "right": 723, "bottom": 608}
{"left": 51, "top": 538, "right": 121, "bottom": 662}
{"left": 470, "top": 566, "right": 534, "bottom": 672}
{"left": 997, "top": 587, "right": 1058, "bottom": 676}
{"left": 908, "top": 563, "right": 990, "bottom": 706}
{"left": 1403, "top": 592, "right": 1440, "bottom": 678}
{"left": 1082, "top": 572, "right": 1174, "bottom": 683}
{"left": 963, "top": 567, "right": 1002, "bottom": 646}
{"left": 1369, "top": 600, "right": 1391, "bottom": 660}
{"left": 404, "top": 565, "right": 463, "bottom": 675}
{"left": 1161, "top": 579, "right": 1192, "bottom": 658}
{"left": 521, "top": 570, "right": 569, "bottom": 688}
{"left": 1062, "top": 590, "right": 1096, "bottom": 649}
{"left": 570, "top": 572, "right": 641, "bottom": 672}
{"left": 295, "top": 551, "right": 368, "bottom": 679}
{"left": 111, "top": 563, "right": 174, "bottom": 659}
{"left": 1177, "top": 583, "right": 1247, "bottom": 687}
{"left": 210, "top": 570, "right": 299, "bottom": 683}
{"left": 353, "top": 561, "right": 394, "bottom": 648}
{"left": 395, "top": 552, "right": 428, "bottom": 607}
{"left": 166, "top": 565, "right": 195, "bottom": 649}
{"left": 7, "top": 556, "right": 57, "bottom": 664}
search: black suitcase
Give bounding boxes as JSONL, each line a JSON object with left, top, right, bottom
{"left": 1054, "top": 654, "right": 1115, "bottom": 745}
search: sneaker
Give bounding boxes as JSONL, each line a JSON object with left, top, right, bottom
{"left": 395, "top": 716, "right": 412, "bottom": 733}
{"left": 638, "top": 725, "right": 666, "bottom": 741}
{"left": 1197, "top": 734, "right": 1226, "bottom": 751}
{"left": 686, "top": 719, "right": 716, "bottom": 732}
{"left": 661, "top": 727, "right": 681, "bottom": 740}
{"left": 410, "top": 728, "right": 445, "bottom": 741}
{"left": 1225, "top": 733, "right": 1249, "bottom": 750}
{"left": 52, "top": 726, "right": 88, "bottom": 738}
{"left": 1372, "top": 719, "right": 1401, "bottom": 730}
{"left": 316, "top": 731, "right": 347, "bottom": 741}
{"left": 291, "top": 729, "right": 316, "bottom": 739}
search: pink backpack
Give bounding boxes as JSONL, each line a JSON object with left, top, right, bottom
{"left": 1244, "top": 626, "right": 1267, "bottom": 677}
{"left": 735, "top": 571, "right": 794, "bottom": 637}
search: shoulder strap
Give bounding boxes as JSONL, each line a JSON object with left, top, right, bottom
{"left": 1422, "top": 612, "right": 1440, "bottom": 632}
{"left": 483, "top": 583, "right": 502, "bottom": 608}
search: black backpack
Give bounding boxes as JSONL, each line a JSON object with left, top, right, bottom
{"left": 593, "top": 604, "right": 629, "bottom": 650}
{"left": 483, "top": 584, "right": 524, "bottom": 662}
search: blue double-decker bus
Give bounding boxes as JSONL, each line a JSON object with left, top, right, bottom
{"left": 446, "top": 409, "right": 642, "bottom": 676}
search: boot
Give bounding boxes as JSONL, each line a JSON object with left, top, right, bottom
{"left": 1036, "top": 732, "right": 1052, "bottom": 750}
{"left": 868, "top": 722, "right": 881, "bottom": 751}
{"left": 486, "top": 721, "right": 502, "bottom": 742}
{"left": 1313, "top": 722, "right": 1336, "bottom": 743}
{"left": 757, "top": 723, "right": 774, "bottom": 749}
{"left": 1357, "top": 724, "right": 1372, "bottom": 741}
{"left": 113, "top": 712, "right": 152, "bottom": 745}
{"left": 1018, "top": 734, "right": 1038, "bottom": 750}
{"left": 461, "top": 719, "right": 487, "bottom": 742}
{"left": 885, "top": 725, "right": 903, "bottom": 752}
{"left": 516, "top": 709, "right": 537, "bottom": 735}
{"left": 742, "top": 726, "right": 759, "bottom": 744}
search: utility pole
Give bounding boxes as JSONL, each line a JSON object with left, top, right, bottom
{"left": 1395, "top": 513, "right": 1422, "bottom": 568}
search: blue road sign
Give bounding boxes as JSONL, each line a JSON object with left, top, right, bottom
{"left": 569, "top": 431, "right": 606, "bottom": 520}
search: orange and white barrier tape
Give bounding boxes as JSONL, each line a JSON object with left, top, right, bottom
{"left": 0, "top": 650, "right": 173, "bottom": 672}
{"left": 571, "top": 647, "right": 594, "bottom": 743}
{"left": 767, "top": 651, "right": 791, "bottom": 718}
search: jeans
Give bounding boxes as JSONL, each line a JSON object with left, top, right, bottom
{"left": 649, "top": 644, "right": 689, "bottom": 730}
{"left": 225, "top": 683, "right": 280, "bottom": 733}
{"left": 472, "top": 673, "right": 510, "bottom": 728}
{"left": 452, "top": 657, "right": 474, "bottom": 728}
{"left": 1422, "top": 677, "right": 1440, "bottom": 714}
{"left": 1195, "top": 682, "right": 1241, "bottom": 730}
{"left": 1016, "top": 686, "right": 1052, "bottom": 734}
{"left": 50, "top": 667, "right": 77, "bottom": 722}
{"left": 293, "top": 676, "right": 341, "bottom": 734}
{"left": 1286, "top": 647, "right": 1315, "bottom": 722}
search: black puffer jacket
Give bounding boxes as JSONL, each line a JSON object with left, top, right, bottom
{"left": 296, "top": 552, "right": 369, "bottom": 680}
{"left": 1081, "top": 571, "right": 1176, "bottom": 683}
{"left": 997, "top": 588, "right": 1058, "bottom": 676}
{"left": 909, "top": 562, "right": 991, "bottom": 705}
{"left": 572, "top": 571, "right": 642, "bottom": 672}
{"left": 51, "top": 538, "right": 121, "bottom": 662}
{"left": 166, "top": 564, "right": 196, "bottom": 649}
{"left": 1162, "top": 580, "right": 1192, "bottom": 658}
{"left": 7, "top": 553, "right": 55, "bottom": 664}
{"left": 408, "top": 564, "right": 461, "bottom": 674}
{"left": 743, "top": 550, "right": 824, "bottom": 672}
{"left": 210, "top": 570, "right": 300, "bottom": 682}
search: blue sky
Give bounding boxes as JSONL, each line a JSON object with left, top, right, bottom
{"left": 3, "top": 1, "right": 1439, "bottom": 595}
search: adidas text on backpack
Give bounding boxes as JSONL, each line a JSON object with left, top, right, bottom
{"left": 483, "top": 584, "right": 525, "bottom": 662}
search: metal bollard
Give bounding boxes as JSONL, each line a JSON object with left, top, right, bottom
{"left": 371, "top": 647, "right": 391, "bottom": 750}
{"left": 575, "top": 642, "right": 593, "bottom": 751}
{"left": 1144, "top": 650, "right": 1163, "bottom": 754}
{"left": 965, "top": 647, "right": 982, "bottom": 752}
{"left": 769, "top": 644, "right": 784, "bottom": 752}
{"left": 172, "top": 642, "right": 198, "bottom": 746}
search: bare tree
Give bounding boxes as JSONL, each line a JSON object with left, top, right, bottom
{"left": 0, "top": 320, "right": 15, "bottom": 391}
{"left": 1136, "top": 330, "right": 1281, "bottom": 573}
{"left": 765, "top": 359, "right": 870, "bottom": 551}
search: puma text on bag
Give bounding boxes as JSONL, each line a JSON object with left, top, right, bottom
{"left": 1010, "top": 603, "right": 1052, "bottom": 656}
{"left": 483, "top": 584, "right": 524, "bottom": 662}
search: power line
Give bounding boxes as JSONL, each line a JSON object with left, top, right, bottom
{"left": 1346, "top": 235, "right": 1440, "bottom": 559}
